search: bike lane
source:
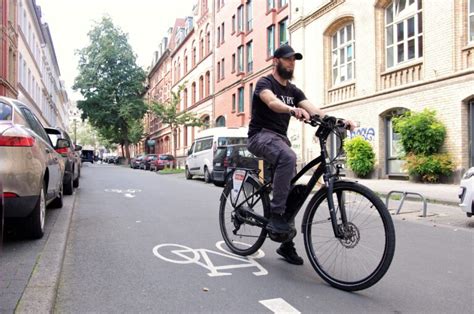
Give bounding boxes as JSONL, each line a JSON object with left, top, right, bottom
{"left": 55, "top": 166, "right": 473, "bottom": 313}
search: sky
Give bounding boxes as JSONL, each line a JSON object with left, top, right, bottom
{"left": 37, "top": 0, "right": 196, "bottom": 102}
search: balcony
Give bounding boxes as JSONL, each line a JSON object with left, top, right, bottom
{"left": 327, "top": 82, "right": 356, "bottom": 104}
{"left": 380, "top": 62, "right": 423, "bottom": 90}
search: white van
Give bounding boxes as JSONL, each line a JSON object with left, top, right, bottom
{"left": 185, "top": 127, "right": 248, "bottom": 183}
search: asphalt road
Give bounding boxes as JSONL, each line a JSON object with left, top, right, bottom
{"left": 55, "top": 164, "right": 473, "bottom": 313}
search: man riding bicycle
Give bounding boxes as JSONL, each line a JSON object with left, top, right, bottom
{"left": 247, "top": 44, "right": 355, "bottom": 265}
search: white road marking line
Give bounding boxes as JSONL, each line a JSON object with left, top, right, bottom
{"left": 259, "top": 298, "right": 300, "bottom": 314}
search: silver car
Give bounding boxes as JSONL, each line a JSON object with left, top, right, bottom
{"left": 0, "top": 96, "right": 65, "bottom": 239}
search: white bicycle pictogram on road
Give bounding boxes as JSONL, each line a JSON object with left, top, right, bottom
{"left": 152, "top": 241, "right": 268, "bottom": 277}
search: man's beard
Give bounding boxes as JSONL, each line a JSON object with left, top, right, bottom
{"left": 276, "top": 62, "right": 294, "bottom": 80}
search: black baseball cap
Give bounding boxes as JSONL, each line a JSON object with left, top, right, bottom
{"left": 273, "top": 45, "right": 303, "bottom": 60}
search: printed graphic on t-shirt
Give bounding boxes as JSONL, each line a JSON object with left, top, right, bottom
{"left": 279, "top": 95, "right": 295, "bottom": 106}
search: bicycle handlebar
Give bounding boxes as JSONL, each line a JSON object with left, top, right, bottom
{"left": 289, "top": 110, "right": 349, "bottom": 130}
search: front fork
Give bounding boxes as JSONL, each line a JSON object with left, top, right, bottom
{"left": 324, "top": 165, "right": 348, "bottom": 239}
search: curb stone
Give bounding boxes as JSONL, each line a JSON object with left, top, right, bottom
{"left": 15, "top": 190, "right": 76, "bottom": 313}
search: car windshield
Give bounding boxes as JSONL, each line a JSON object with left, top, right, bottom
{"left": 0, "top": 102, "right": 13, "bottom": 121}
{"left": 214, "top": 148, "right": 227, "bottom": 160}
{"left": 46, "top": 131, "right": 61, "bottom": 147}
{"left": 217, "top": 137, "right": 247, "bottom": 146}
{"left": 160, "top": 155, "right": 173, "bottom": 160}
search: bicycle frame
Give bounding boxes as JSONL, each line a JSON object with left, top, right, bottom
{"left": 231, "top": 125, "right": 347, "bottom": 239}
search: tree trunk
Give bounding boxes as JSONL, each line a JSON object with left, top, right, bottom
{"left": 172, "top": 125, "right": 178, "bottom": 166}
{"left": 121, "top": 144, "right": 124, "bottom": 157}
{"left": 124, "top": 140, "right": 131, "bottom": 160}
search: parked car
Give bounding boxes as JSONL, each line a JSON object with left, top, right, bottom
{"left": 130, "top": 155, "right": 145, "bottom": 169}
{"left": 140, "top": 154, "right": 157, "bottom": 170}
{"left": 1, "top": 180, "right": 4, "bottom": 248}
{"left": 0, "top": 96, "right": 65, "bottom": 239}
{"left": 81, "top": 149, "right": 94, "bottom": 163}
{"left": 186, "top": 127, "right": 248, "bottom": 183}
{"left": 150, "top": 154, "right": 175, "bottom": 171}
{"left": 45, "top": 127, "right": 81, "bottom": 195}
{"left": 459, "top": 167, "right": 474, "bottom": 217}
{"left": 212, "top": 144, "right": 271, "bottom": 187}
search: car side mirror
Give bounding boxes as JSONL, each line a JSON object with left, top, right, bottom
{"left": 74, "top": 144, "right": 82, "bottom": 151}
{"left": 187, "top": 149, "right": 192, "bottom": 156}
{"left": 56, "top": 138, "right": 70, "bottom": 149}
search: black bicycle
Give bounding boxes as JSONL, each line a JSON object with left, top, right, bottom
{"left": 218, "top": 114, "right": 395, "bottom": 291}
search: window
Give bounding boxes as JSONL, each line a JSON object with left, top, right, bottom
{"left": 246, "top": 0, "right": 253, "bottom": 31}
{"left": 184, "top": 88, "right": 188, "bottom": 108}
{"left": 237, "top": 45, "right": 244, "bottom": 72}
{"left": 206, "top": 71, "right": 211, "bottom": 96}
{"left": 238, "top": 87, "right": 244, "bottom": 112}
{"left": 199, "top": 76, "right": 204, "bottom": 100}
{"left": 267, "top": 25, "right": 275, "bottom": 57}
{"left": 216, "top": 116, "right": 226, "bottom": 127}
{"left": 192, "top": 82, "right": 196, "bottom": 104}
{"left": 279, "top": 18, "right": 288, "bottom": 46}
{"left": 232, "top": 53, "right": 236, "bottom": 73}
{"left": 221, "top": 22, "right": 225, "bottom": 44}
{"left": 217, "top": 26, "right": 221, "bottom": 47}
{"left": 232, "top": 94, "right": 236, "bottom": 112}
{"left": 385, "top": 0, "right": 423, "bottom": 68}
{"left": 206, "top": 31, "right": 211, "bottom": 54}
{"left": 184, "top": 55, "right": 188, "bottom": 73}
{"left": 221, "top": 58, "right": 225, "bottom": 79}
{"left": 470, "top": 0, "right": 474, "bottom": 42}
{"left": 217, "top": 62, "right": 221, "bottom": 81}
{"left": 267, "top": 0, "right": 275, "bottom": 11}
{"left": 200, "top": 36, "right": 204, "bottom": 60}
{"left": 246, "top": 41, "right": 253, "bottom": 73}
{"left": 192, "top": 42, "right": 197, "bottom": 66}
{"left": 232, "top": 15, "right": 236, "bottom": 33}
{"left": 332, "top": 23, "right": 355, "bottom": 85}
{"left": 237, "top": 5, "right": 244, "bottom": 32}
{"left": 278, "top": 0, "right": 288, "bottom": 7}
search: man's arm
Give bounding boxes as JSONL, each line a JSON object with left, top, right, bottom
{"left": 259, "top": 89, "right": 310, "bottom": 120}
{"left": 298, "top": 99, "right": 325, "bottom": 117}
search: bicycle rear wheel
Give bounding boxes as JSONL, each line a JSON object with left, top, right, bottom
{"left": 219, "top": 175, "right": 270, "bottom": 256}
{"left": 303, "top": 181, "right": 395, "bottom": 291}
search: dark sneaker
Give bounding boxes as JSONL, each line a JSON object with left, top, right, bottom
{"left": 266, "top": 214, "right": 290, "bottom": 234}
{"left": 277, "top": 244, "right": 304, "bottom": 265}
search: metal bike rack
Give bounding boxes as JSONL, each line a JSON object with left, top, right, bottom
{"left": 386, "top": 190, "right": 428, "bottom": 217}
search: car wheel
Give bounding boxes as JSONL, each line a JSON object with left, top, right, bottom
{"left": 28, "top": 185, "right": 46, "bottom": 239}
{"left": 185, "top": 166, "right": 193, "bottom": 180}
{"left": 73, "top": 174, "right": 80, "bottom": 188}
{"left": 204, "top": 167, "right": 212, "bottom": 183}
{"left": 64, "top": 174, "right": 74, "bottom": 195}
{"left": 50, "top": 184, "right": 64, "bottom": 209}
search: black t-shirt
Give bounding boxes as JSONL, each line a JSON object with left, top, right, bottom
{"left": 248, "top": 74, "right": 307, "bottom": 138}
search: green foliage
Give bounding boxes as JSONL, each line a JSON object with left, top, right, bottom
{"left": 149, "top": 84, "right": 203, "bottom": 157}
{"left": 405, "top": 153, "right": 455, "bottom": 183}
{"left": 73, "top": 16, "right": 146, "bottom": 158}
{"left": 343, "top": 136, "right": 376, "bottom": 177}
{"left": 392, "top": 109, "right": 446, "bottom": 155}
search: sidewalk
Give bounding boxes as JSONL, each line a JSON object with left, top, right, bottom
{"left": 298, "top": 176, "right": 460, "bottom": 205}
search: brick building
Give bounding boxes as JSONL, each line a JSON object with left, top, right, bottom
{"left": 0, "top": 0, "right": 18, "bottom": 98}
{"left": 213, "top": 0, "right": 289, "bottom": 128}
{"left": 16, "top": 0, "right": 69, "bottom": 129}
{"left": 290, "top": 0, "right": 474, "bottom": 181}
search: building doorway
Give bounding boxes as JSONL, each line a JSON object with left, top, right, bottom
{"left": 384, "top": 109, "right": 407, "bottom": 176}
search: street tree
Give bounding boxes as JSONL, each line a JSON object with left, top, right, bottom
{"left": 73, "top": 16, "right": 146, "bottom": 160}
{"left": 149, "top": 84, "right": 203, "bottom": 158}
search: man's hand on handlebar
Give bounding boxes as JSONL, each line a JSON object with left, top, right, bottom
{"left": 289, "top": 107, "right": 310, "bottom": 121}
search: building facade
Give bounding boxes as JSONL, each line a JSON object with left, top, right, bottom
{"left": 290, "top": 0, "right": 474, "bottom": 181}
{"left": 0, "top": 0, "right": 18, "bottom": 98}
{"left": 214, "top": 0, "right": 290, "bottom": 129}
{"left": 17, "top": 0, "right": 69, "bottom": 129}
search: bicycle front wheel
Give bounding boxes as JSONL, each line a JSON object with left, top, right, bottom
{"left": 303, "top": 181, "right": 395, "bottom": 291}
{"left": 219, "top": 175, "right": 270, "bottom": 256}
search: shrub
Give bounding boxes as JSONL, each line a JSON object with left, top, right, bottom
{"left": 343, "top": 136, "right": 375, "bottom": 177}
{"left": 404, "top": 153, "right": 455, "bottom": 183}
{"left": 392, "top": 109, "right": 446, "bottom": 155}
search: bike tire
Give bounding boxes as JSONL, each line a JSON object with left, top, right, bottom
{"left": 302, "top": 181, "right": 395, "bottom": 291}
{"left": 219, "top": 175, "right": 270, "bottom": 256}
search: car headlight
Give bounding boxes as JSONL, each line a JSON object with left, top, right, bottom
{"left": 463, "top": 168, "right": 474, "bottom": 179}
